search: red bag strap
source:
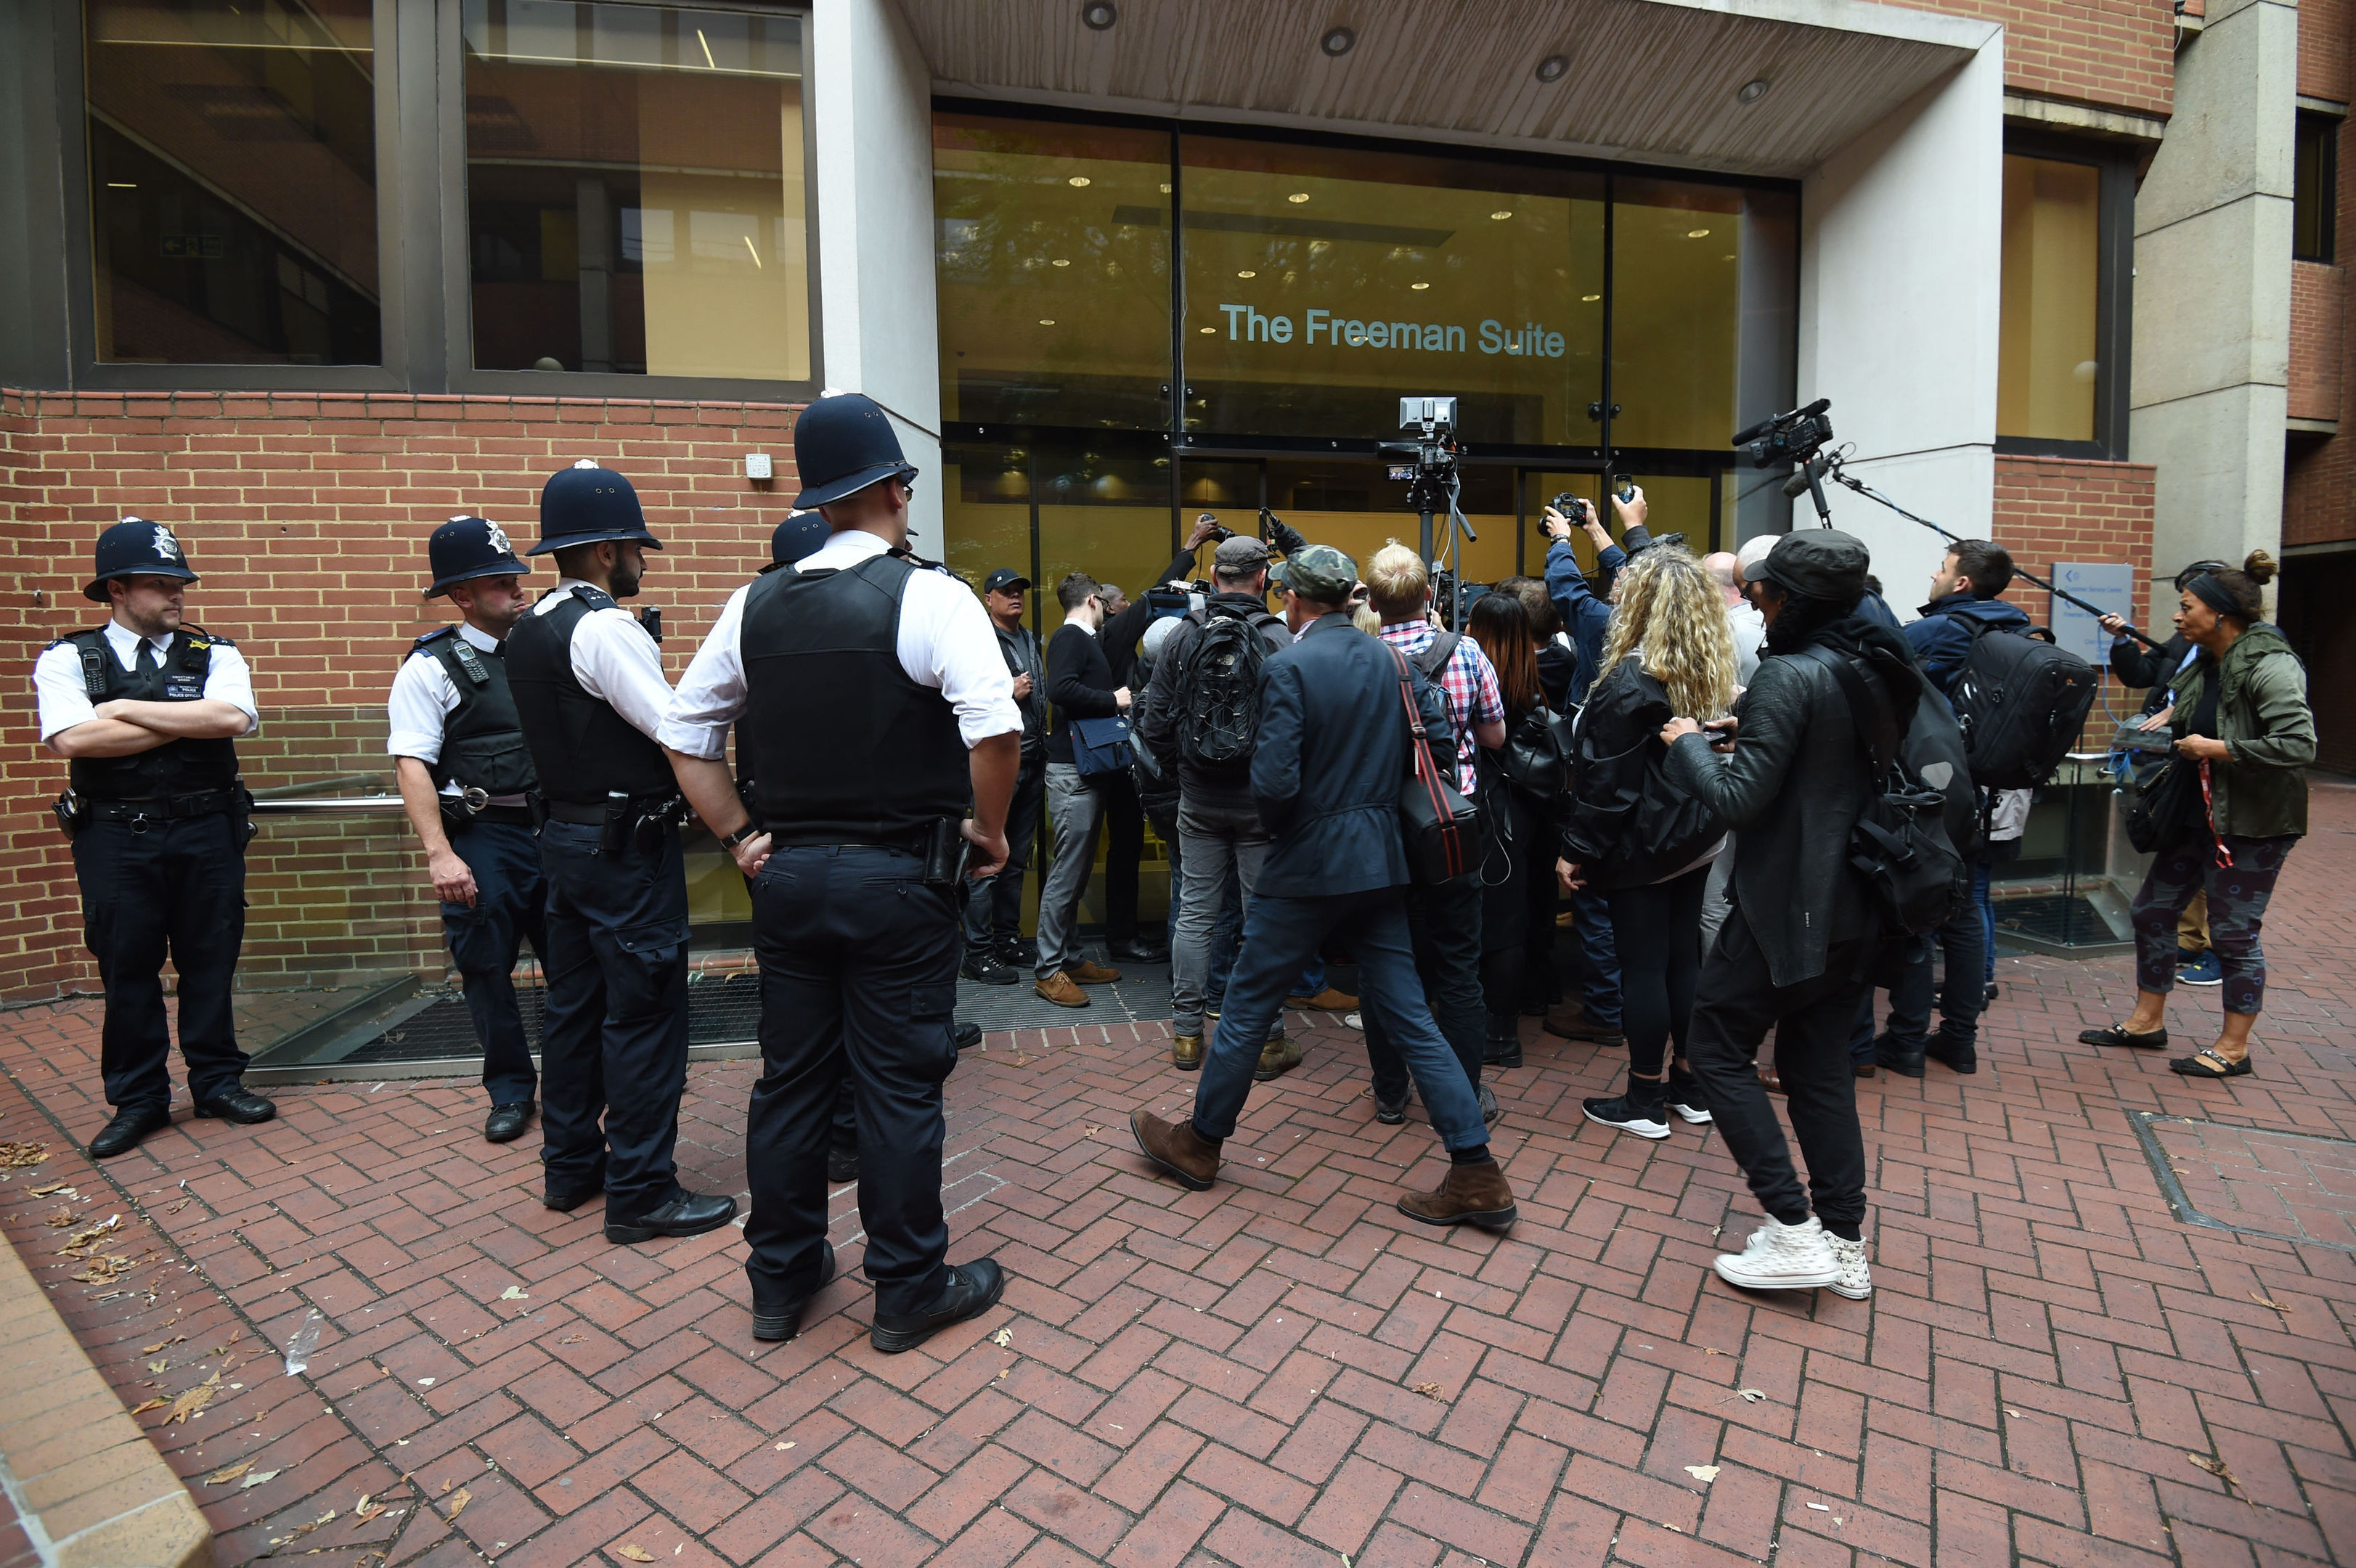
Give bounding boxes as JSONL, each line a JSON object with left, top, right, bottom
{"left": 1389, "top": 645, "right": 1432, "bottom": 775}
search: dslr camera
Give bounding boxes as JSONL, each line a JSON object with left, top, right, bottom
{"left": 1194, "top": 512, "right": 1236, "bottom": 545}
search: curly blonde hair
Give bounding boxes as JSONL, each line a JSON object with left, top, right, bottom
{"left": 1594, "top": 547, "right": 1737, "bottom": 721}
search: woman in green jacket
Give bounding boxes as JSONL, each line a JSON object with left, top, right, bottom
{"left": 2079, "top": 552, "right": 2315, "bottom": 1077}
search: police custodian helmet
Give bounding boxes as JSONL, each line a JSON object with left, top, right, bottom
{"left": 790, "top": 393, "right": 917, "bottom": 509}
{"left": 84, "top": 515, "right": 200, "bottom": 603}
{"left": 529, "top": 460, "right": 664, "bottom": 556}
{"left": 425, "top": 515, "right": 531, "bottom": 597}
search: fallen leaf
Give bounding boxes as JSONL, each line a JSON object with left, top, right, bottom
{"left": 240, "top": 1471, "right": 281, "bottom": 1490}
{"left": 1413, "top": 1382, "right": 1444, "bottom": 1399}
{"left": 148, "top": 1359, "right": 168, "bottom": 1374}
{"left": 990, "top": 1328, "right": 1013, "bottom": 1347}
{"left": 165, "top": 1373, "right": 223, "bottom": 1424}
{"left": 1685, "top": 1465, "right": 1720, "bottom": 1482}
{"left": 1701, "top": 1347, "right": 1728, "bottom": 1357}
{"left": 127, "top": 1397, "right": 169, "bottom": 1416}
{"left": 1735, "top": 1389, "right": 1766, "bottom": 1403}
{"left": 28, "top": 1181, "right": 69, "bottom": 1196}
{"left": 2005, "top": 1407, "right": 2025, "bottom": 1418}
{"left": 203, "top": 1460, "right": 255, "bottom": 1485}
{"left": 499, "top": 1286, "right": 528, "bottom": 1301}
{"left": 446, "top": 1486, "right": 470, "bottom": 1519}
{"left": 140, "top": 1335, "right": 185, "bottom": 1354}
{"left": 352, "top": 1503, "right": 387, "bottom": 1526}
{"left": 439, "top": 1479, "right": 453, "bottom": 1495}
{"left": 2251, "top": 1291, "right": 2292, "bottom": 1315}
{"left": 774, "top": 1441, "right": 794, "bottom": 1451}
{"left": 1806, "top": 1501, "right": 1831, "bottom": 1511}
{"left": 43, "top": 1206, "right": 73, "bottom": 1227}
{"left": 417, "top": 1377, "right": 436, "bottom": 1387}
{"left": 560, "top": 1334, "right": 587, "bottom": 1345}
{"left": 0, "top": 1142, "right": 51, "bottom": 1168}
{"left": 165, "top": 1197, "right": 192, "bottom": 1214}
{"left": 617, "top": 1548, "right": 656, "bottom": 1563}
{"left": 2190, "top": 1450, "right": 2249, "bottom": 1503}
{"left": 1085, "top": 1125, "right": 1102, "bottom": 1138}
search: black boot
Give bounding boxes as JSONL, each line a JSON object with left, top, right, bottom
{"left": 1483, "top": 1012, "right": 1523, "bottom": 1070}
{"left": 1873, "top": 1031, "right": 1926, "bottom": 1079}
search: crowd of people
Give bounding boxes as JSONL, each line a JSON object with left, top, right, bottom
{"left": 33, "top": 396, "right": 2318, "bottom": 1341}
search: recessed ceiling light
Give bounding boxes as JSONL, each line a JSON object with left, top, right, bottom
{"left": 1410, "top": 282, "right": 1430, "bottom": 290}
{"left": 1722, "top": 253, "right": 1737, "bottom": 261}
{"left": 1536, "top": 54, "right": 1568, "bottom": 83}
{"left": 1159, "top": 182, "right": 1172, "bottom": 194}
{"left": 1737, "top": 78, "right": 1770, "bottom": 105}
{"left": 1069, "top": 176, "right": 1091, "bottom": 187}
{"left": 1687, "top": 228, "right": 1711, "bottom": 238}
{"left": 1320, "top": 25, "right": 1356, "bottom": 56}
{"left": 1581, "top": 293, "right": 1601, "bottom": 302}
{"left": 1491, "top": 210, "right": 1513, "bottom": 221}
{"left": 1237, "top": 269, "right": 1256, "bottom": 279}
{"left": 1080, "top": 0, "right": 1117, "bottom": 30}
{"left": 107, "top": 181, "right": 138, "bottom": 189}
{"left": 1040, "top": 319, "right": 1056, "bottom": 325}
{"left": 1287, "top": 192, "right": 1311, "bottom": 204}
{"left": 1051, "top": 258, "right": 1071, "bottom": 266}
{"left": 1199, "top": 326, "right": 1215, "bottom": 333}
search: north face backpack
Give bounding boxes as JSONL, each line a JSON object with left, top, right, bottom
{"left": 1950, "top": 621, "right": 2100, "bottom": 788}
{"left": 1177, "top": 606, "right": 1280, "bottom": 775}
{"left": 1802, "top": 645, "right": 1974, "bottom": 938}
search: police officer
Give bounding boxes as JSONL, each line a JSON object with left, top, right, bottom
{"left": 388, "top": 516, "right": 546, "bottom": 1144}
{"left": 660, "top": 393, "right": 1020, "bottom": 1349}
{"left": 505, "top": 462, "right": 735, "bottom": 1244}
{"left": 36, "top": 518, "right": 274, "bottom": 1158}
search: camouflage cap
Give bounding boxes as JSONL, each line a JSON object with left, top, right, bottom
{"left": 1279, "top": 542, "right": 1359, "bottom": 603}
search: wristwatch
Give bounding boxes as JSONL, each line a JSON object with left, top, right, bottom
{"left": 720, "top": 823, "right": 759, "bottom": 851}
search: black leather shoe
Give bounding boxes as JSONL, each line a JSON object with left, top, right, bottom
{"left": 1107, "top": 937, "right": 1169, "bottom": 964}
{"left": 953, "top": 1021, "right": 982, "bottom": 1051}
{"left": 871, "top": 1257, "right": 1006, "bottom": 1355}
{"left": 1000, "top": 938, "right": 1040, "bottom": 968}
{"left": 827, "top": 1146, "right": 858, "bottom": 1184}
{"left": 484, "top": 1101, "right": 536, "bottom": 1143}
{"left": 1872, "top": 1032, "right": 1926, "bottom": 1079}
{"left": 194, "top": 1088, "right": 276, "bottom": 1124}
{"left": 753, "top": 1241, "right": 836, "bottom": 1343}
{"left": 961, "top": 951, "right": 1019, "bottom": 985}
{"left": 605, "top": 1189, "right": 738, "bottom": 1244}
{"left": 1924, "top": 1031, "right": 1978, "bottom": 1075}
{"left": 544, "top": 1180, "right": 603, "bottom": 1213}
{"left": 89, "top": 1106, "right": 171, "bottom": 1159}
{"left": 1367, "top": 1087, "right": 1408, "bottom": 1126}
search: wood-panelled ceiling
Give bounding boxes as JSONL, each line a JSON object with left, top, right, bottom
{"left": 895, "top": 0, "right": 1990, "bottom": 179}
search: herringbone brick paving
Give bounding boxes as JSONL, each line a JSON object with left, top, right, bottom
{"left": 3, "top": 782, "right": 2354, "bottom": 1567}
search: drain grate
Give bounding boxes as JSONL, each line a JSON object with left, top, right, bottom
{"left": 2133, "top": 1112, "right": 2356, "bottom": 1252}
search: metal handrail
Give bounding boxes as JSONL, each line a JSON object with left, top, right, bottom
{"left": 250, "top": 796, "right": 409, "bottom": 815}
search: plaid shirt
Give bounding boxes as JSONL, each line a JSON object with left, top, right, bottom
{"left": 1377, "top": 621, "right": 1502, "bottom": 789}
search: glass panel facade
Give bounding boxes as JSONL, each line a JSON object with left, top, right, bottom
{"left": 2294, "top": 111, "right": 2338, "bottom": 264}
{"left": 1997, "top": 154, "right": 2100, "bottom": 443}
{"left": 86, "top": 0, "right": 381, "bottom": 364}
{"left": 462, "top": 0, "right": 810, "bottom": 379}
{"left": 934, "top": 114, "right": 1172, "bottom": 429}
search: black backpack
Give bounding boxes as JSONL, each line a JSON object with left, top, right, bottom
{"left": 1802, "top": 645, "right": 1973, "bottom": 938}
{"left": 1950, "top": 621, "right": 2100, "bottom": 788}
{"left": 1178, "top": 605, "right": 1282, "bottom": 775}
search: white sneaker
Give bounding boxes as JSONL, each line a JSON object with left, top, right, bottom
{"left": 1826, "top": 1234, "right": 1872, "bottom": 1299}
{"left": 1341, "top": 1011, "right": 1363, "bottom": 1031}
{"left": 1713, "top": 1214, "right": 1841, "bottom": 1292}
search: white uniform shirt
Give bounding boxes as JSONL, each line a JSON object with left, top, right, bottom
{"left": 529, "top": 577, "right": 675, "bottom": 741}
{"left": 386, "top": 621, "right": 528, "bottom": 804}
{"left": 659, "top": 530, "right": 1021, "bottom": 759}
{"left": 34, "top": 620, "right": 259, "bottom": 743}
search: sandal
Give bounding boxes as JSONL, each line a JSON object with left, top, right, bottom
{"left": 2079, "top": 1024, "right": 2168, "bottom": 1049}
{"left": 2170, "top": 1048, "right": 2252, "bottom": 1079}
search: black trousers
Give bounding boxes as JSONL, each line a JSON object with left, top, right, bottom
{"left": 439, "top": 819, "right": 546, "bottom": 1108}
{"left": 746, "top": 845, "right": 963, "bottom": 1318}
{"left": 964, "top": 751, "right": 1045, "bottom": 950}
{"left": 1364, "top": 872, "right": 1486, "bottom": 1103}
{"left": 537, "top": 820, "right": 690, "bottom": 1217}
{"left": 1603, "top": 863, "right": 1711, "bottom": 1077}
{"left": 1684, "top": 907, "right": 1872, "bottom": 1239}
{"left": 73, "top": 812, "right": 248, "bottom": 1113}
{"left": 1101, "top": 769, "right": 1144, "bottom": 945}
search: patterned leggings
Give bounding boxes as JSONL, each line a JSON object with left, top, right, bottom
{"left": 2131, "top": 834, "right": 2297, "bottom": 1016}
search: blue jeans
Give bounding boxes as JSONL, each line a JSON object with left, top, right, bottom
{"left": 1887, "top": 894, "right": 1987, "bottom": 1050}
{"left": 1569, "top": 884, "right": 1622, "bottom": 1027}
{"left": 1296, "top": 960, "right": 1327, "bottom": 997}
{"left": 1193, "top": 887, "right": 1486, "bottom": 1152}
{"left": 1975, "top": 862, "right": 1995, "bottom": 986}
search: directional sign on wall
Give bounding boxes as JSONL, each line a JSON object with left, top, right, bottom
{"left": 2048, "top": 562, "right": 2137, "bottom": 668}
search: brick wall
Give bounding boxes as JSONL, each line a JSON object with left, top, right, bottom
{"left": 2284, "top": 110, "right": 2356, "bottom": 550}
{"left": 0, "top": 388, "right": 804, "bottom": 1003}
{"left": 1992, "top": 452, "right": 2158, "bottom": 629}
{"left": 2293, "top": 261, "right": 2348, "bottom": 423}
{"left": 1909, "top": 0, "right": 2175, "bottom": 118}
{"left": 2303, "top": 0, "right": 2351, "bottom": 104}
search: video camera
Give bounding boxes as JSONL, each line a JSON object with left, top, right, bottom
{"left": 1733, "top": 398, "right": 1837, "bottom": 526}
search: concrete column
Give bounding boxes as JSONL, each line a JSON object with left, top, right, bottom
{"left": 811, "top": 0, "right": 942, "bottom": 542}
{"left": 1798, "top": 33, "right": 2005, "bottom": 608}
{"left": 2130, "top": 0, "right": 2297, "bottom": 624}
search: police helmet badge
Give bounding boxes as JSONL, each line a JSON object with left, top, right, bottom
{"left": 150, "top": 524, "right": 184, "bottom": 563}
{"left": 484, "top": 520, "right": 514, "bottom": 557}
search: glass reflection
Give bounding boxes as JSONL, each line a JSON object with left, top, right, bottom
{"left": 1998, "top": 155, "right": 2099, "bottom": 443}
{"left": 86, "top": 0, "right": 380, "bottom": 364}
{"left": 934, "top": 115, "right": 1172, "bottom": 430}
{"left": 1179, "top": 136, "right": 1605, "bottom": 446}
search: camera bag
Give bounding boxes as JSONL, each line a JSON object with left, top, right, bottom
{"left": 1387, "top": 645, "right": 1480, "bottom": 883}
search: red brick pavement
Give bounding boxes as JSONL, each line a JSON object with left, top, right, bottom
{"left": 3, "top": 782, "right": 2355, "bottom": 1567}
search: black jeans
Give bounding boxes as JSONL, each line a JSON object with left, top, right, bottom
{"left": 438, "top": 818, "right": 546, "bottom": 1107}
{"left": 538, "top": 820, "right": 691, "bottom": 1217}
{"left": 746, "top": 845, "right": 963, "bottom": 1318}
{"left": 963, "top": 751, "right": 1045, "bottom": 950}
{"left": 1101, "top": 769, "right": 1145, "bottom": 945}
{"left": 1684, "top": 908, "right": 1872, "bottom": 1241}
{"left": 1603, "top": 864, "right": 1711, "bottom": 1077}
{"left": 74, "top": 812, "right": 248, "bottom": 1113}
{"left": 1364, "top": 873, "right": 1486, "bottom": 1105}
{"left": 1885, "top": 893, "right": 1986, "bottom": 1050}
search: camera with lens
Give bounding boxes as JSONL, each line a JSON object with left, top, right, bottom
{"left": 1194, "top": 512, "right": 1236, "bottom": 545}
{"left": 1538, "top": 490, "right": 1593, "bottom": 538}
{"left": 1379, "top": 396, "right": 1462, "bottom": 518}
{"left": 1733, "top": 399, "right": 1833, "bottom": 470}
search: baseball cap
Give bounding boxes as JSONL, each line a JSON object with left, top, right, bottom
{"left": 1279, "top": 542, "right": 1358, "bottom": 603}
{"left": 1754, "top": 530, "right": 1870, "bottom": 603}
{"left": 982, "top": 568, "right": 1032, "bottom": 595}
{"left": 1212, "top": 535, "right": 1271, "bottom": 571}
{"left": 1735, "top": 533, "right": 1779, "bottom": 584}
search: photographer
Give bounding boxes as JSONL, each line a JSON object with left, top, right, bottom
{"left": 1557, "top": 549, "right": 1734, "bottom": 1140}
{"left": 1135, "top": 536, "right": 1295, "bottom": 1071}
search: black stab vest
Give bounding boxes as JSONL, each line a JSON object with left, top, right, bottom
{"left": 743, "top": 554, "right": 969, "bottom": 841}
{"left": 59, "top": 626, "right": 240, "bottom": 800}
{"left": 407, "top": 628, "right": 537, "bottom": 796}
{"left": 504, "top": 588, "right": 676, "bottom": 803}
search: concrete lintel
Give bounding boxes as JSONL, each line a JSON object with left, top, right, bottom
{"left": 2298, "top": 94, "right": 2350, "bottom": 118}
{"left": 2286, "top": 536, "right": 2356, "bottom": 555}
{"left": 2288, "top": 416, "right": 2340, "bottom": 434}
{"left": 2003, "top": 91, "right": 2168, "bottom": 144}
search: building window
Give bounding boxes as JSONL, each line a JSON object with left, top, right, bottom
{"left": 2295, "top": 110, "right": 2339, "bottom": 264}
{"left": 84, "top": 0, "right": 382, "bottom": 366}
{"left": 1997, "top": 139, "right": 2130, "bottom": 457}
{"left": 462, "top": 0, "right": 811, "bottom": 380}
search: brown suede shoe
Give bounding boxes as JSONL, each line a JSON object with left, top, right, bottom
{"left": 1853, "top": 1061, "right": 1877, "bottom": 1079}
{"left": 1757, "top": 1065, "right": 1784, "bottom": 1094}
{"left": 1284, "top": 987, "right": 1358, "bottom": 1012}
{"left": 1396, "top": 1158, "right": 1517, "bottom": 1231}
{"left": 1173, "top": 1032, "right": 1204, "bottom": 1071}
{"left": 1253, "top": 1032, "right": 1303, "bottom": 1082}
{"left": 1035, "top": 971, "right": 1090, "bottom": 1008}
{"left": 1067, "top": 960, "right": 1123, "bottom": 985}
{"left": 1130, "top": 1108, "right": 1219, "bottom": 1191}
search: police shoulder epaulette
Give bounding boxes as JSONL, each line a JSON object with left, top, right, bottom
{"left": 412, "top": 626, "right": 457, "bottom": 650}
{"left": 572, "top": 584, "right": 618, "bottom": 611}
{"left": 180, "top": 624, "right": 234, "bottom": 650}
{"left": 886, "top": 546, "right": 954, "bottom": 577}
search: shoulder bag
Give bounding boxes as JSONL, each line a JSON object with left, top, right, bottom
{"left": 1388, "top": 645, "right": 1480, "bottom": 883}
